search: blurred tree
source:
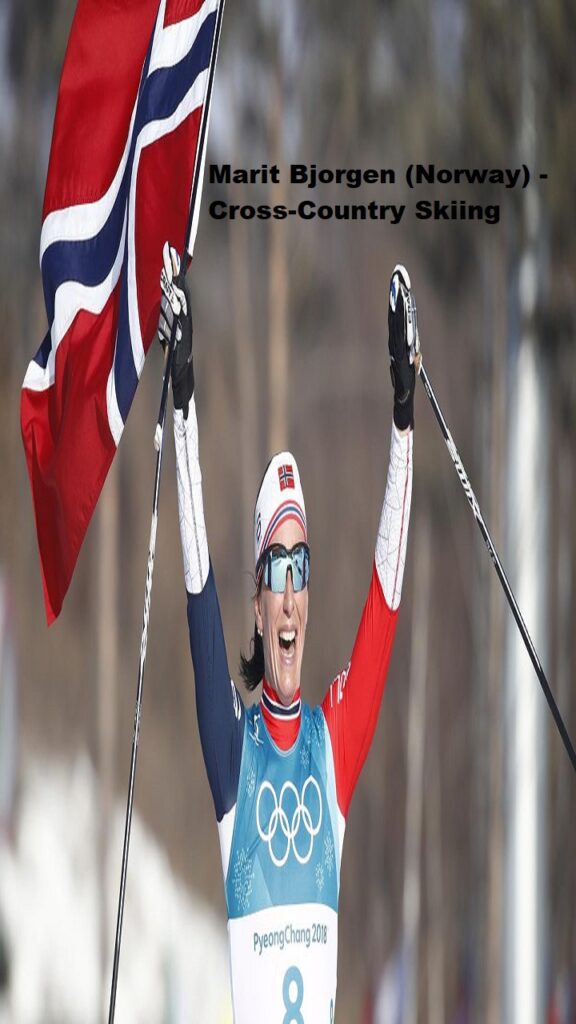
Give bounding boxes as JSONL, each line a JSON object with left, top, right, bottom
{"left": 461, "top": 0, "right": 576, "bottom": 1019}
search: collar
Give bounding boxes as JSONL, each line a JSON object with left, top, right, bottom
{"left": 261, "top": 678, "right": 301, "bottom": 750}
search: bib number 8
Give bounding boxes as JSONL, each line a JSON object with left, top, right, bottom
{"left": 282, "top": 966, "right": 304, "bottom": 1023}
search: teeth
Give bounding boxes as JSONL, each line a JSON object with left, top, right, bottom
{"left": 280, "top": 631, "right": 295, "bottom": 642}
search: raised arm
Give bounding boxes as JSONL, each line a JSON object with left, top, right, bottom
{"left": 322, "top": 265, "right": 418, "bottom": 819}
{"left": 160, "top": 244, "right": 244, "bottom": 832}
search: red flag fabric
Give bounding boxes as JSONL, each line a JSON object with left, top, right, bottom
{"left": 21, "top": 0, "right": 220, "bottom": 623}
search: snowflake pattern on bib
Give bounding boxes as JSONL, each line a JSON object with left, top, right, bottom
{"left": 232, "top": 847, "right": 255, "bottom": 914}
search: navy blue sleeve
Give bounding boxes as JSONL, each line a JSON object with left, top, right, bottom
{"left": 186, "top": 560, "right": 245, "bottom": 822}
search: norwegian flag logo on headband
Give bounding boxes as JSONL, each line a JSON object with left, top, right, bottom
{"left": 254, "top": 451, "right": 307, "bottom": 566}
{"left": 278, "top": 464, "right": 295, "bottom": 491}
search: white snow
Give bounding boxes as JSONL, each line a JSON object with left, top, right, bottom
{"left": 0, "top": 753, "right": 233, "bottom": 1023}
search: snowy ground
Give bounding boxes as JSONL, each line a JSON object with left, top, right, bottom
{"left": 0, "top": 753, "right": 232, "bottom": 1023}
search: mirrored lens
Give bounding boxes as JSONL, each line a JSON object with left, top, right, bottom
{"left": 264, "top": 544, "right": 310, "bottom": 593}
{"left": 290, "top": 545, "right": 309, "bottom": 590}
{"left": 268, "top": 549, "right": 286, "bottom": 592}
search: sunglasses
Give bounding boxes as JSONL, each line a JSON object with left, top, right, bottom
{"left": 256, "top": 542, "right": 311, "bottom": 593}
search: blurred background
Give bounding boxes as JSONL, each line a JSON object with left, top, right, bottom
{"left": 1, "top": 0, "right": 575, "bottom": 1021}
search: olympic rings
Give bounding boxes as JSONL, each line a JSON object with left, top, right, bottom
{"left": 256, "top": 776, "right": 322, "bottom": 867}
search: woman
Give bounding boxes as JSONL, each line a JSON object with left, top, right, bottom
{"left": 159, "top": 245, "right": 418, "bottom": 1022}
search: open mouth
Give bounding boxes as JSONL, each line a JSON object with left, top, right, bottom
{"left": 279, "top": 630, "right": 296, "bottom": 653}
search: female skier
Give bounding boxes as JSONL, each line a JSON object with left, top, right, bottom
{"left": 159, "top": 247, "right": 418, "bottom": 1022}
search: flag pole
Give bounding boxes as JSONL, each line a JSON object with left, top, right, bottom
{"left": 107, "top": 2, "right": 226, "bottom": 1019}
{"left": 154, "top": 0, "right": 226, "bottom": 450}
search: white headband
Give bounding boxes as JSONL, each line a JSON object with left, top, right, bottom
{"left": 254, "top": 451, "right": 307, "bottom": 566}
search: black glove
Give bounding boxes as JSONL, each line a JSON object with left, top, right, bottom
{"left": 171, "top": 271, "right": 194, "bottom": 417}
{"left": 158, "top": 242, "right": 194, "bottom": 419}
{"left": 388, "top": 264, "right": 419, "bottom": 431}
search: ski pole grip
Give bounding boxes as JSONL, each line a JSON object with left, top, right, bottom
{"left": 154, "top": 313, "right": 178, "bottom": 448}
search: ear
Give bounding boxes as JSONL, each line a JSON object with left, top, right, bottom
{"left": 254, "top": 591, "right": 263, "bottom": 634}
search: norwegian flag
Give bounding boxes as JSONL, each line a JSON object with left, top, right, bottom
{"left": 20, "top": 0, "right": 223, "bottom": 624}
{"left": 278, "top": 464, "right": 295, "bottom": 491}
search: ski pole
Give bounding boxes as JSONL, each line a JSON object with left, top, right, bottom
{"left": 107, "top": 313, "right": 178, "bottom": 1023}
{"left": 107, "top": 3, "right": 227, "bottom": 1017}
{"left": 417, "top": 356, "right": 576, "bottom": 776}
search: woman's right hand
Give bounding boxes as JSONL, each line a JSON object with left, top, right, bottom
{"left": 158, "top": 241, "right": 194, "bottom": 418}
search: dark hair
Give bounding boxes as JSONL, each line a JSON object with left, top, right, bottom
{"left": 240, "top": 623, "right": 265, "bottom": 691}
